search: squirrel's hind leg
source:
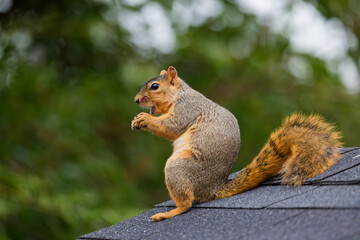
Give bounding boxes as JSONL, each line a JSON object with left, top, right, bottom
{"left": 151, "top": 153, "right": 196, "bottom": 221}
{"left": 151, "top": 164, "right": 195, "bottom": 221}
{"left": 150, "top": 196, "right": 193, "bottom": 221}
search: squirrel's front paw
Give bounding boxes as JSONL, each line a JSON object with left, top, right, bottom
{"left": 131, "top": 112, "right": 151, "bottom": 130}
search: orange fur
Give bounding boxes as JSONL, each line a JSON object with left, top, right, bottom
{"left": 215, "top": 113, "right": 343, "bottom": 199}
{"left": 132, "top": 67, "right": 343, "bottom": 221}
{"left": 132, "top": 110, "right": 180, "bottom": 141}
{"left": 151, "top": 191, "right": 194, "bottom": 221}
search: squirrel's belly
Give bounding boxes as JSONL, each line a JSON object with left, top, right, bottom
{"left": 169, "top": 130, "right": 193, "bottom": 163}
{"left": 173, "top": 134, "right": 187, "bottom": 153}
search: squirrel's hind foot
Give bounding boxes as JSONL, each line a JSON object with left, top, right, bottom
{"left": 150, "top": 206, "right": 190, "bottom": 222}
{"left": 150, "top": 197, "right": 193, "bottom": 221}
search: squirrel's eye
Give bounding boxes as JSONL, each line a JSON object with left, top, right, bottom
{"left": 150, "top": 83, "right": 159, "bottom": 90}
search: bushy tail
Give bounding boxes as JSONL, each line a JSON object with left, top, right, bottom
{"left": 215, "top": 113, "right": 343, "bottom": 200}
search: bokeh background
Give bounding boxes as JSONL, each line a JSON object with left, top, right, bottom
{"left": 0, "top": 0, "right": 359, "bottom": 239}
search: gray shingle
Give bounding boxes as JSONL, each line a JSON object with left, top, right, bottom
{"left": 245, "top": 209, "right": 360, "bottom": 240}
{"left": 79, "top": 209, "right": 360, "bottom": 240}
{"left": 79, "top": 208, "right": 168, "bottom": 240}
{"left": 345, "top": 231, "right": 360, "bottom": 240}
{"left": 270, "top": 185, "right": 360, "bottom": 208}
{"left": 79, "top": 208, "right": 304, "bottom": 240}
{"left": 143, "top": 209, "right": 305, "bottom": 240}
{"left": 339, "top": 147, "right": 360, "bottom": 154}
{"left": 322, "top": 164, "right": 360, "bottom": 184}
{"left": 306, "top": 148, "right": 360, "bottom": 183}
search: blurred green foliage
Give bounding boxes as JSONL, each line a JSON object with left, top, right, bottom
{"left": 0, "top": 0, "right": 359, "bottom": 239}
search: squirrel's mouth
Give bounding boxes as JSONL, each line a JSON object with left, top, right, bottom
{"left": 139, "top": 103, "right": 156, "bottom": 115}
{"left": 150, "top": 106, "right": 156, "bottom": 115}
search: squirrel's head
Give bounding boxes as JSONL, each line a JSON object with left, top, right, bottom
{"left": 134, "top": 66, "right": 180, "bottom": 115}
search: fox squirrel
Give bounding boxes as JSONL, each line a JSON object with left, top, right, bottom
{"left": 131, "top": 66, "right": 343, "bottom": 221}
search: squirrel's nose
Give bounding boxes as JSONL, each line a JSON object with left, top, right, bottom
{"left": 134, "top": 94, "right": 141, "bottom": 104}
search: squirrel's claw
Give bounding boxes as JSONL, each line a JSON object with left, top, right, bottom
{"left": 131, "top": 122, "right": 141, "bottom": 130}
{"left": 131, "top": 112, "right": 150, "bottom": 130}
{"left": 131, "top": 120, "right": 142, "bottom": 130}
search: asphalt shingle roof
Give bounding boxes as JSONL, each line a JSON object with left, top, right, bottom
{"left": 78, "top": 147, "right": 360, "bottom": 240}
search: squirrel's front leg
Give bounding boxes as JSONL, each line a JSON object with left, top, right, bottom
{"left": 131, "top": 112, "right": 178, "bottom": 141}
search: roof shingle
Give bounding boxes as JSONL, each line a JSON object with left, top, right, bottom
{"left": 79, "top": 147, "right": 360, "bottom": 240}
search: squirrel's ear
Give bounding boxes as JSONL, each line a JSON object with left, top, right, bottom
{"left": 165, "top": 66, "right": 178, "bottom": 86}
{"left": 160, "top": 70, "right": 167, "bottom": 75}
